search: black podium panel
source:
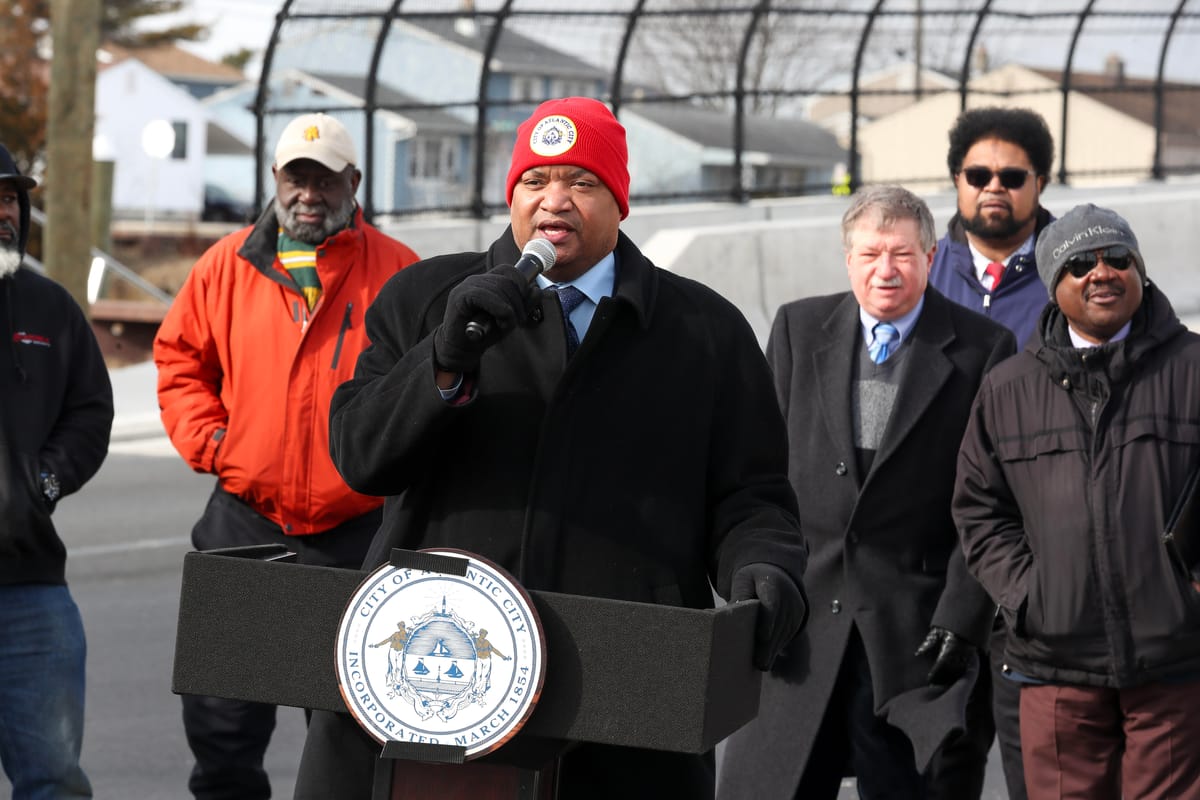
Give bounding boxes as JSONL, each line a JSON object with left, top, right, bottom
{"left": 173, "top": 551, "right": 761, "bottom": 753}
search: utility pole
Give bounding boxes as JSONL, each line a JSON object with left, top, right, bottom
{"left": 914, "top": 0, "right": 924, "bottom": 100}
{"left": 45, "top": 0, "right": 102, "bottom": 312}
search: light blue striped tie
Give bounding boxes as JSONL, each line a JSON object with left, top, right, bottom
{"left": 869, "top": 322, "right": 899, "bottom": 364}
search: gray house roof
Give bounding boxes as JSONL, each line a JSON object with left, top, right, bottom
{"left": 402, "top": 17, "right": 607, "bottom": 80}
{"left": 626, "top": 104, "right": 845, "bottom": 165}
{"left": 206, "top": 121, "right": 253, "bottom": 155}
{"left": 306, "top": 72, "right": 475, "bottom": 135}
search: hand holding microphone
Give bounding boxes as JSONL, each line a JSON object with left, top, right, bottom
{"left": 433, "top": 238, "right": 557, "bottom": 374}
{"left": 465, "top": 238, "right": 557, "bottom": 342}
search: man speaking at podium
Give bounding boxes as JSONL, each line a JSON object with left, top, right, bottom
{"left": 295, "top": 96, "right": 809, "bottom": 799}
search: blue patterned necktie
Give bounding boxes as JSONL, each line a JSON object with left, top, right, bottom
{"left": 555, "top": 285, "right": 586, "bottom": 356}
{"left": 869, "top": 322, "right": 899, "bottom": 364}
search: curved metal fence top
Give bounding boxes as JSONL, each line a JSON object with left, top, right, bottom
{"left": 248, "top": 0, "right": 1200, "bottom": 220}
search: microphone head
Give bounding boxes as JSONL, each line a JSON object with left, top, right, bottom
{"left": 522, "top": 237, "right": 558, "bottom": 270}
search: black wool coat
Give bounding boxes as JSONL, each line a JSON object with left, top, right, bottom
{"left": 303, "top": 228, "right": 807, "bottom": 800}
{"left": 719, "top": 288, "right": 1014, "bottom": 799}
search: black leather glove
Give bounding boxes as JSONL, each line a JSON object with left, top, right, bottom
{"left": 915, "top": 625, "right": 974, "bottom": 686}
{"left": 730, "top": 562, "right": 807, "bottom": 671}
{"left": 433, "top": 265, "right": 538, "bottom": 374}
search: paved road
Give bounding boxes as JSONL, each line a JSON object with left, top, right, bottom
{"left": 15, "top": 439, "right": 309, "bottom": 800}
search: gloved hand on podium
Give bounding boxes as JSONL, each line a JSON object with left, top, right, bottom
{"left": 730, "top": 562, "right": 808, "bottom": 671}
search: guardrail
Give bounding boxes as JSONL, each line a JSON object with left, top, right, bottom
{"left": 26, "top": 207, "right": 173, "bottom": 306}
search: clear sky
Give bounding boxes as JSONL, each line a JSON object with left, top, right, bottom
{"left": 146, "top": 1, "right": 1200, "bottom": 84}
{"left": 142, "top": 0, "right": 278, "bottom": 71}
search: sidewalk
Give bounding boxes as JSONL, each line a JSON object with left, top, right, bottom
{"left": 110, "top": 360, "right": 165, "bottom": 442}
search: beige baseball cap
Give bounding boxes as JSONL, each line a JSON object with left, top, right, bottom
{"left": 274, "top": 113, "right": 357, "bottom": 172}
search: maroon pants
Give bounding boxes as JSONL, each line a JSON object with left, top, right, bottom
{"left": 1020, "top": 680, "right": 1200, "bottom": 800}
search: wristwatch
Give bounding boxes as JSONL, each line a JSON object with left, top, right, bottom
{"left": 39, "top": 469, "right": 61, "bottom": 507}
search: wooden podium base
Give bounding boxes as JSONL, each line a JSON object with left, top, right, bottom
{"left": 382, "top": 760, "right": 557, "bottom": 800}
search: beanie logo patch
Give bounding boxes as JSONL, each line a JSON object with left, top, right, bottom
{"left": 1051, "top": 225, "right": 1124, "bottom": 259}
{"left": 529, "top": 115, "right": 578, "bottom": 157}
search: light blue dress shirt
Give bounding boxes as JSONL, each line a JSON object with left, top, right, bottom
{"left": 536, "top": 250, "right": 616, "bottom": 341}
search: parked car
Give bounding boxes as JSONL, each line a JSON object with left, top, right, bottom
{"left": 202, "top": 184, "right": 253, "bottom": 223}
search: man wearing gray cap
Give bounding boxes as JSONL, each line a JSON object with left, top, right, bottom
{"left": 154, "top": 113, "right": 419, "bottom": 800}
{"left": 953, "top": 203, "right": 1200, "bottom": 798}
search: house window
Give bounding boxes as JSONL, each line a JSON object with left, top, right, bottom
{"left": 408, "top": 137, "right": 459, "bottom": 180}
{"left": 441, "top": 140, "right": 457, "bottom": 175}
{"left": 170, "top": 121, "right": 188, "bottom": 160}
{"left": 511, "top": 76, "right": 540, "bottom": 102}
{"left": 549, "top": 80, "right": 593, "bottom": 99}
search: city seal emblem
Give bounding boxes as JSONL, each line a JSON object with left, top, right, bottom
{"left": 335, "top": 549, "right": 545, "bottom": 758}
{"left": 528, "top": 114, "right": 578, "bottom": 157}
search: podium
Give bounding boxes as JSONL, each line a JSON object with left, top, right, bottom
{"left": 172, "top": 548, "right": 762, "bottom": 798}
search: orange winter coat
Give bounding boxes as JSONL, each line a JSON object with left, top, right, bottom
{"left": 154, "top": 204, "right": 418, "bottom": 534}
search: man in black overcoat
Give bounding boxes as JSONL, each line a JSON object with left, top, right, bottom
{"left": 294, "top": 97, "right": 810, "bottom": 800}
{"left": 719, "top": 185, "right": 1014, "bottom": 800}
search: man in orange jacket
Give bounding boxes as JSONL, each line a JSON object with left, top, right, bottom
{"left": 153, "top": 112, "right": 419, "bottom": 800}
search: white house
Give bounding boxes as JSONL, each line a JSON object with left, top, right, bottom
{"left": 95, "top": 44, "right": 253, "bottom": 221}
{"left": 95, "top": 56, "right": 212, "bottom": 220}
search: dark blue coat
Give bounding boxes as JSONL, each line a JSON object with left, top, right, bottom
{"left": 928, "top": 208, "right": 1054, "bottom": 349}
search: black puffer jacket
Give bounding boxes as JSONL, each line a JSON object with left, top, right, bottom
{"left": 954, "top": 284, "right": 1200, "bottom": 687}
{"left": 0, "top": 174, "right": 113, "bottom": 585}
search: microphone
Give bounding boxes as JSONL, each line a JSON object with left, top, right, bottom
{"left": 464, "top": 237, "right": 557, "bottom": 342}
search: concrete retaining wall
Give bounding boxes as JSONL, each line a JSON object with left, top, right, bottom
{"left": 382, "top": 180, "right": 1200, "bottom": 345}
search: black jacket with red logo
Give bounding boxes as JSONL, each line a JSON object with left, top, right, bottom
{"left": 0, "top": 218, "right": 113, "bottom": 584}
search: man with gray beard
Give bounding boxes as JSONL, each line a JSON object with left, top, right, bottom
{"left": 0, "top": 143, "right": 113, "bottom": 798}
{"left": 153, "top": 113, "right": 419, "bottom": 800}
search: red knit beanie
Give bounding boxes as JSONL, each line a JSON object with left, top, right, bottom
{"left": 506, "top": 97, "right": 630, "bottom": 219}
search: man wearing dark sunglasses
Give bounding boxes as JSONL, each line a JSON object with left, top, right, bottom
{"left": 927, "top": 106, "right": 1056, "bottom": 800}
{"left": 930, "top": 107, "right": 1056, "bottom": 351}
{"left": 1049, "top": 242, "right": 1142, "bottom": 343}
{"left": 954, "top": 203, "right": 1200, "bottom": 800}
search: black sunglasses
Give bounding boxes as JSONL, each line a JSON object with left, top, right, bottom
{"left": 961, "top": 166, "right": 1036, "bottom": 190}
{"left": 1063, "top": 246, "right": 1135, "bottom": 278}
